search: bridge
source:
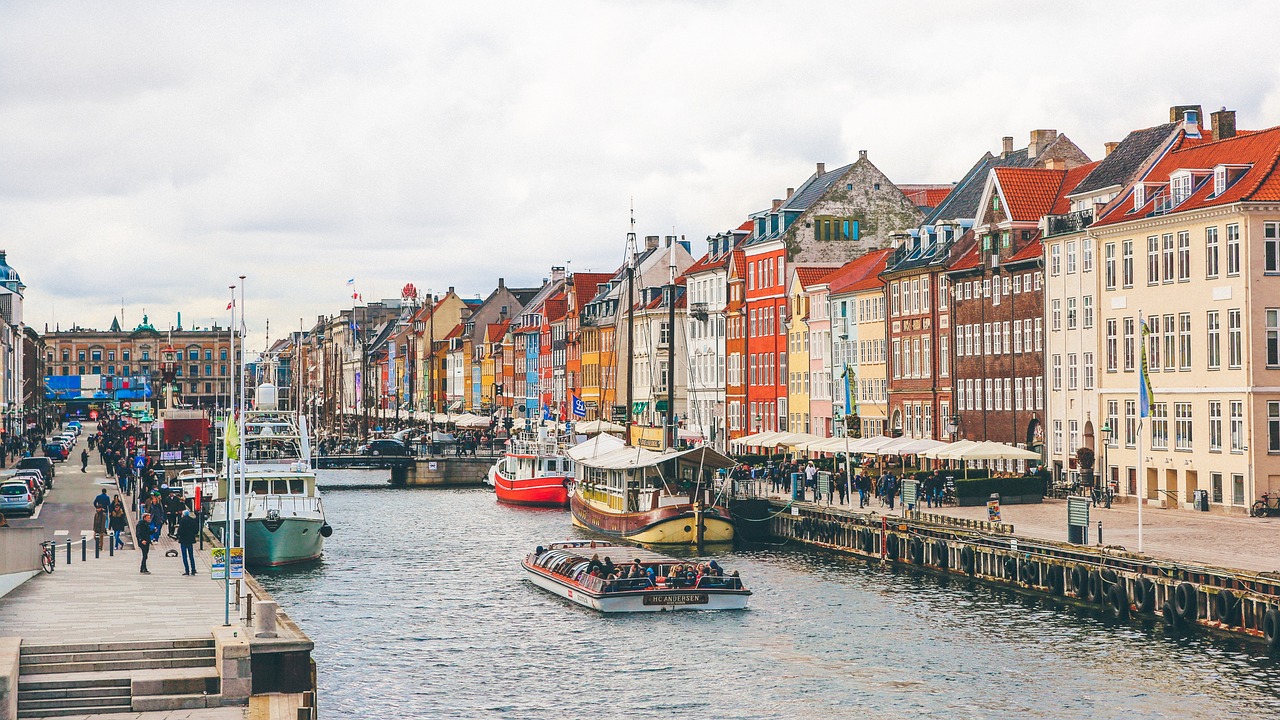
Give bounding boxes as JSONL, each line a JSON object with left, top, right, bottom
{"left": 311, "top": 455, "right": 491, "bottom": 488}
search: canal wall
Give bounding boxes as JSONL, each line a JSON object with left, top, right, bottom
{"left": 391, "top": 458, "right": 489, "bottom": 487}
{"left": 739, "top": 499, "right": 1280, "bottom": 648}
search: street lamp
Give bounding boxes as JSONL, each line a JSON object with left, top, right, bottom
{"left": 1100, "top": 421, "right": 1113, "bottom": 496}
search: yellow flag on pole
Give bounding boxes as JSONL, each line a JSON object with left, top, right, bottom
{"left": 224, "top": 413, "right": 240, "bottom": 461}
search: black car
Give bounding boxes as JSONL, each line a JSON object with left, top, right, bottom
{"left": 360, "top": 439, "right": 410, "bottom": 457}
{"left": 17, "top": 457, "right": 55, "bottom": 488}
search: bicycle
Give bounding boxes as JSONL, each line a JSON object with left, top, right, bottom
{"left": 40, "top": 540, "right": 55, "bottom": 574}
{"left": 1251, "top": 492, "right": 1280, "bottom": 518}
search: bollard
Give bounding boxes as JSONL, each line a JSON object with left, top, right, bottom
{"left": 1097, "top": 521, "right": 1103, "bottom": 546}
{"left": 95, "top": 538, "right": 100, "bottom": 559}
{"left": 81, "top": 536, "right": 87, "bottom": 561}
{"left": 245, "top": 595, "right": 254, "bottom": 625}
{"left": 109, "top": 538, "right": 114, "bottom": 557}
{"left": 66, "top": 539, "right": 72, "bottom": 564}
{"left": 253, "top": 600, "right": 279, "bottom": 638}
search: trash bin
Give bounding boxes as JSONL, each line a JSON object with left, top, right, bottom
{"left": 791, "top": 472, "right": 801, "bottom": 501}
{"left": 1193, "top": 489, "right": 1209, "bottom": 512}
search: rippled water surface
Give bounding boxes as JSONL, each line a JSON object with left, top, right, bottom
{"left": 252, "top": 470, "right": 1280, "bottom": 719}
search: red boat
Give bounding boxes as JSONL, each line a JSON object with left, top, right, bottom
{"left": 487, "top": 434, "right": 573, "bottom": 507}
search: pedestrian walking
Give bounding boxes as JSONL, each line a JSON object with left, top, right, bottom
{"left": 177, "top": 509, "right": 199, "bottom": 575}
{"left": 109, "top": 499, "right": 127, "bottom": 550}
{"left": 92, "top": 507, "right": 107, "bottom": 552}
{"left": 136, "top": 512, "right": 153, "bottom": 574}
{"left": 80, "top": 448, "right": 89, "bottom": 473}
{"left": 93, "top": 488, "right": 111, "bottom": 514}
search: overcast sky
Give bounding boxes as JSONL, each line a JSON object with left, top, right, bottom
{"left": 4, "top": 1, "right": 1279, "bottom": 348}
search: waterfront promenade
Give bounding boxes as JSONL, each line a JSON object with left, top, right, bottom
{"left": 760, "top": 486, "right": 1280, "bottom": 573}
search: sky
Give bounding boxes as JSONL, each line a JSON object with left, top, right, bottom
{"left": 4, "top": 0, "right": 1280, "bottom": 349}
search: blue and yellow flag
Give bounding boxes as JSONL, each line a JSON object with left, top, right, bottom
{"left": 1139, "top": 313, "right": 1154, "bottom": 418}
{"left": 843, "top": 364, "right": 857, "bottom": 417}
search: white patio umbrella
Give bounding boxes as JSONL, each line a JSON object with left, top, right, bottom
{"left": 576, "top": 419, "right": 627, "bottom": 435}
{"left": 925, "top": 439, "right": 979, "bottom": 460}
{"left": 955, "top": 441, "right": 1042, "bottom": 461}
{"left": 729, "top": 431, "right": 785, "bottom": 449}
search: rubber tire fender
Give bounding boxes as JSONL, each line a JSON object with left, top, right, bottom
{"left": 1088, "top": 571, "right": 1105, "bottom": 604}
{"left": 1263, "top": 607, "right": 1280, "bottom": 650}
{"left": 1107, "top": 582, "right": 1130, "bottom": 619}
{"left": 1003, "top": 556, "right": 1018, "bottom": 579}
{"left": 933, "top": 541, "right": 949, "bottom": 569}
{"left": 1132, "top": 578, "right": 1156, "bottom": 614}
{"left": 909, "top": 538, "right": 924, "bottom": 564}
{"left": 1174, "top": 582, "right": 1198, "bottom": 622}
{"left": 1162, "top": 600, "right": 1184, "bottom": 629}
{"left": 1046, "top": 566, "right": 1065, "bottom": 596}
{"left": 860, "top": 529, "right": 875, "bottom": 554}
{"left": 1019, "top": 561, "right": 1038, "bottom": 586}
{"left": 1216, "top": 590, "right": 1239, "bottom": 626}
{"left": 885, "top": 534, "right": 900, "bottom": 561}
{"left": 959, "top": 546, "right": 976, "bottom": 575}
{"left": 1071, "top": 566, "right": 1089, "bottom": 597}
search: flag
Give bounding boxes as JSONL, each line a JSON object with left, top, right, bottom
{"left": 571, "top": 395, "right": 586, "bottom": 418}
{"left": 224, "top": 413, "right": 240, "bottom": 461}
{"left": 1139, "top": 312, "right": 1154, "bottom": 418}
{"left": 226, "top": 301, "right": 233, "bottom": 310}
{"left": 843, "top": 364, "right": 856, "bottom": 416}
{"left": 347, "top": 278, "right": 355, "bottom": 286}
{"left": 352, "top": 292, "right": 362, "bottom": 301}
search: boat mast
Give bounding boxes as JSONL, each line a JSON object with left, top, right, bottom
{"left": 666, "top": 236, "right": 676, "bottom": 451}
{"left": 624, "top": 210, "right": 637, "bottom": 448}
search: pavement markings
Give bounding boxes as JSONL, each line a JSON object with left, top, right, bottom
{"left": 53, "top": 529, "right": 68, "bottom": 536}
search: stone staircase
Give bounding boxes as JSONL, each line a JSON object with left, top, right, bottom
{"left": 16, "top": 638, "right": 222, "bottom": 718}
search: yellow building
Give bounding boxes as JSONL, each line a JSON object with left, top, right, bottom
{"left": 827, "top": 249, "right": 892, "bottom": 438}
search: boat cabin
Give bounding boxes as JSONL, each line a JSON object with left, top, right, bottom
{"left": 571, "top": 446, "right": 735, "bottom": 513}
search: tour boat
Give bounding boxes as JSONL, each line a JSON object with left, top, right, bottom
{"left": 487, "top": 428, "right": 576, "bottom": 507}
{"left": 522, "top": 541, "right": 750, "bottom": 612}
{"left": 567, "top": 442, "right": 737, "bottom": 545}
{"left": 207, "top": 383, "right": 332, "bottom": 566}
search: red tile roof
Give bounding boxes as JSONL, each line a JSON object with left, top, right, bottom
{"left": 898, "top": 184, "right": 955, "bottom": 209}
{"left": 1008, "top": 234, "right": 1044, "bottom": 263}
{"left": 686, "top": 251, "right": 731, "bottom": 275}
{"left": 994, "top": 167, "right": 1068, "bottom": 222}
{"left": 948, "top": 243, "right": 982, "bottom": 272}
{"left": 828, "top": 248, "right": 892, "bottom": 294}
{"left": 794, "top": 265, "right": 839, "bottom": 289}
{"left": 1048, "top": 162, "right": 1101, "bottom": 215}
{"left": 545, "top": 297, "right": 568, "bottom": 322}
{"left": 486, "top": 321, "right": 510, "bottom": 340}
{"left": 1096, "top": 125, "right": 1280, "bottom": 226}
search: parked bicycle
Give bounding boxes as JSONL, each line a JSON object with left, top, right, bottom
{"left": 1251, "top": 492, "right": 1280, "bottom": 518}
{"left": 40, "top": 540, "right": 55, "bottom": 574}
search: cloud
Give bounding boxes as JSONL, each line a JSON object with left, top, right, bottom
{"left": 3, "top": 1, "right": 1280, "bottom": 344}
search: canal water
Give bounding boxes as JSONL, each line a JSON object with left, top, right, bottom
{"left": 253, "top": 470, "right": 1280, "bottom": 719}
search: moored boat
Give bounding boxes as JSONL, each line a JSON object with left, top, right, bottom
{"left": 522, "top": 540, "right": 750, "bottom": 612}
{"left": 488, "top": 429, "right": 576, "bottom": 507}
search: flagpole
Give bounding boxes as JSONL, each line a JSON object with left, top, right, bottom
{"left": 224, "top": 285, "right": 235, "bottom": 626}
{"left": 1137, "top": 311, "right": 1146, "bottom": 554}
{"left": 238, "top": 277, "right": 247, "bottom": 563}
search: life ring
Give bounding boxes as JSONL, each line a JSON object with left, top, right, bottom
{"left": 1162, "top": 600, "right": 1184, "bottom": 629}
{"left": 1215, "top": 591, "right": 1239, "bottom": 626}
{"left": 1003, "top": 556, "right": 1018, "bottom": 579}
{"left": 1174, "top": 582, "right": 1198, "bottom": 622}
{"left": 1263, "top": 607, "right": 1280, "bottom": 650}
{"left": 1071, "top": 566, "right": 1089, "bottom": 597}
{"left": 1046, "top": 566, "right": 1065, "bottom": 596}
{"left": 1019, "top": 560, "right": 1038, "bottom": 586}
{"left": 1106, "top": 583, "right": 1130, "bottom": 619}
{"left": 933, "top": 541, "right": 949, "bottom": 569}
{"left": 885, "top": 534, "right": 901, "bottom": 561}
{"left": 1132, "top": 578, "right": 1156, "bottom": 614}
{"left": 909, "top": 538, "right": 924, "bottom": 564}
{"left": 959, "top": 546, "right": 975, "bottom": 575}
{"left": 1088, "top": 571, "right": 1105, "bottom": 604}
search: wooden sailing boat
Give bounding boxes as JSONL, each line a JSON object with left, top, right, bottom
{"left": 568, "top": 219, "right": 736, "bottom": 546}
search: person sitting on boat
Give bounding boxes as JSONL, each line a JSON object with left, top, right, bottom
{"left": 587, "top": 553, "right": 604, "bottom": 575}
{"left": 601, "top": 557, "right": 615, "bottom": 578}
{"left": 534, "top": 545, "right": 545, "bottom": 557}
{"left": 708, "top": 560, "right": 723, "bottom": 577}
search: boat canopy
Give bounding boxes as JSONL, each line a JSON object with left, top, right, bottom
{"left": 567, "top": 433, "right": 626, "bottom": 462}
{"left": 574, "top": 444, "right": 736, "bottom": 471}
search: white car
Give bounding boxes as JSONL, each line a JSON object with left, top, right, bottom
{"left": 0, "top": 480, "right": 36, "bottom": 516}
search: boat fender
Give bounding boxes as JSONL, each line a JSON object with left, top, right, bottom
{"left": 1046, "top": 566, "right": 1064, "bottom": 596}
{"left": 1215, "top": 590, "right": 1239, "bottom": 625}
{"left": 1003, "top": 556, "right": 1018, "bottom": 579}
{"left": 933, "top": 541, "right": 949, "bottom": 569}
{"left": 1162, "top": 600, "right": 1184, "bottom": 629}
{"left": 1133, "top": 578, "right": 1156, "bottom": 614}
{"left": 1088, "top": 571, "right": 1105, "bottom": 604}
{"left": 885, "top": 534, "right": 900, "bottom": 560}
{"left": 320, "top": 524, "right": 333, "bottom": 538}
{"left": 1174, "top": 582, "right": 1198, "bottom": 622}
{"left": 1019, "top": 560, "right": 1038, "bottom": 586}
{"left": 1263, "top": 607, "right": 1280, "bottom": 650}
{"left": 1100, "top": 568, "right": 1118, "bottom": 584}
{"left": 1107, "top": 583, "right": 1130, "bottom": 619}
{"left": 1070, "top": 566, "right": 1089, "bottom": 597}
{"left": 909, "top": 538, "right": 924, "bottom": 564}
{"left": 959, "top": 546, "right": 976, "bottom": 575}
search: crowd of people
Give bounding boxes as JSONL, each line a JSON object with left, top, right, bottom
{"left": 732, "top": 460, "right": 958, "bottom": 510}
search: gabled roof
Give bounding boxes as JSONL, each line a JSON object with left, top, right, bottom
{"left": 828, "top": 248, "right": 893, "bottom": 295}
{"left": 486, "top": 321, "right": 510, "bottom": 341}
{"left": 1047, "top": 162, "right": 1102, "bottom": 215}
{"left": 1008, "top": 235, "right": 1044, "bottom": 263}
{"left": 784, "top": 163, "right": 855, "bottom": 211}
{"left": 1095, "top": 124, "right": 1280, "bottom": 227}
{"left": 545, "top": 297, "right": 568, "bottom": 323}
{"left": 994, "top": 167, "right": 1069, "bottom": 221}
{"left": 794, "top": 265, "right": 838, "bottom": 289}
{"left": 685, "top": 251, "right": 729, "bottom": 275}
{"left": 1071, "top": 123, "right": 1178, "bottom": 195}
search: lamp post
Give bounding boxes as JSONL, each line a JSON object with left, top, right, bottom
{"left": 1100, "top": 421, "right": 1112, "bottom": 498}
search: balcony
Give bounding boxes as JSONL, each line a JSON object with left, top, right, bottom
{"left": 1044, "top": 208, "right": 1093, "bottom": 237}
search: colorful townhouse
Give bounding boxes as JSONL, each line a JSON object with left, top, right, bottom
{"left": 786, "top": 266, "right": 840, "bottom": 435}
{"left": 725, "top": 248, "right": 749, "bottom": 440}
{"left": 685, "top": 226, "right": 746, "bottom": 449}
{"left": 827, "top": 248, "right": 892, "bottom": 438}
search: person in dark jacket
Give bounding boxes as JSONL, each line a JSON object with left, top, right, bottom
{"left": 176, "top": 509, "right": 199, "bottom": 575}
{"left": 93, "top": 489, "right": 111, "bottom": 514}
{"left": 136, "top": 512, "right": 153, "bottom": 574}
{"left": 81, "top": 448, "right": 89, "bottom": 473}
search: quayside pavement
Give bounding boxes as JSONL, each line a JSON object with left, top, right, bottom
{"left": 757, "top": 486, "right": 1280, "bottom": 573}
{"left": 0, "top": 444, "right": 313, "bottom": 720}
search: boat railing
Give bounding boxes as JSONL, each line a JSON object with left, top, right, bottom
{"left": 507, "top": 438, "right": 565, "bottom": 457}
{"left": 585, "top": 574, "right": 744, "bottom": 593}
{"left": 245, "top": 494, "right": 324, "bottom": 516}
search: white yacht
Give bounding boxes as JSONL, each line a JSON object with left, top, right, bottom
{"left": 207, "top": 382, "right": 332, "bottom": 566}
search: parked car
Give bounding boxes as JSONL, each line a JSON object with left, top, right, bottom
{"left": 358, "top": 439, "right": 410, "bottom": 457}
{"left": 12, "top": 471, "right": 44, "bottom": 504}
{"left": 16, "top": 457, "right": 55, "bottom": 487}
{"left": 13, "top": 467, "right": 49, "bottom": 499}
{"left": 0, "top": 480, "right": 35, "bottom": 517}
{"left": 56, "top": 433, "right": 76, "bottom": 447}
{"left": 44, "top": 443, "right": 68, "bottom": 461}
{"left": 66, "top": 421, "right": 82, "bottom": 434}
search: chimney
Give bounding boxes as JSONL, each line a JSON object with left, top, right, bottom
{"left": 785, "top": 187, "right": 794, "bottom": 198}
{"left": 1169, "top": 104, "right": 1204, "bottom": 123}
{"left": 858, "top": 149, "right": 868, "bottom": 159}
{"left": 645, "top": 235, "right": 659, "bottom": 250}
{"left": 1027, "top": 129, "right": 1058, "bottom": 159}
{"left": 498, "top": 277, "right": 505, "bottom": 289}
{"left": 771, "top": 199, "right": 783, "bottom": 211}
{"left": 816, "top": 162, "right": 825, "bottom": 175}
{"left": 447, "top": 286, "right": 455, "bottom": 295}
{"left": 1045, "top": 158, "right": 1065, "bottom": 171}
{"left": 1104, "top": 141, "right": 1119, "bottom": 157}
{"left": 664, "top": 236, "right": 676, "bottom": 248}
{"left": 1001, "top": 136, "right": 1014, "bottom": 157}
{"left": 1212, "top": 108, "right": 1237, "bottom": 141}
{"left": 550, "top": 266, "right": 566, "bottom": 282}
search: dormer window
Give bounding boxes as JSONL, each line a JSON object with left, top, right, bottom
{"left": 1170, "top": 171, "right": 1193, "bottom": 206}
{"left": 1133, "top": 184, "right": 1146, "bottom": 211}
{"left": 1212, "top": 164, "right": 1252, "bottom": 197}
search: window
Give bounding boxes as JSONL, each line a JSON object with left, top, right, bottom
{"left": 1013, "top": 320, "right": 1023, "bottom": 353}
{"left": 1175, "top": 403, "right": 1193, "bottom": 451}
{"left": 1034, "top": 318, "right": 1043, "bottom": 351}
{"left": 1123, "top": 240, "right": 1134, "bottom": 287}
{"left": 1148, "top": 315, "right": 1161, "bottom": 371}
{"left": 1233, "top": 474, "right": 1246, "bottom": 506}
{"left": 1270, "top": 309, "right": 1280, "bottom": 367}
{"left": 1051, "top": 299, "right": 1062, "bottom": 331}
{"left": 985, "top": 378, "right": 993, "bottom": 410}
{"left": 1163, "top": 314, "right": 1176, "bottom": 372}
{"left": 939, "top": 336, "right": 947, "bottom": 377}
{"left": 1147, "top": 235, "right": 1160, "bottom": 285}
{"left": 1177, "top": 231, "right": 1190, "bottom": 281}
{"left": 892, "top": 341, "right": 901, "bottom": 379}
{"left": 1230, "top": 400, "right": 1244, "bottom": 452}
{"left": 1107, "top": 400, "right": 1119, "bottom": 448}
{"left": 1205, "top": 226, "right": 1220, "bottom": 278}
{"left": 1083, "top": 295, "right": 1094, "bottom": 329}
{"left": 1104, "top": 242, "right": 1116, "bottom": 289}
{"left": 1209, "top": 401, "right": 1222, "bottom": 451}
{"left": 1083, "top": 352, "right": 1094, "bottom": 390}
{"left": 1151, "top": 403, "right": 1168, "bottom": 449}
{"left": 1082, "top": 238, "right": 1094, "bottom": 272}
{"left": 1051, "top": 245, "right": 1062, "bottom": 275}
{"left": 1067, "top": 353, "right": 1078, "bottom": 390}
{"left": 1067, "top": 297, "right": 1077, "bottom": 330}
{"left": 1015, "top": 379, "right": 1023, "bottom": 410}
{"left": 922, "top": 337, "right": 931, "bottom": 376}
{"left": 1003, "top": 322, "right": 1011, "bottom": 355}
{"left": 1228, "top": 309, "right": 1242, "bottom": 369}
{"left": 1179, "top": 313, "right": 1192, "bottom": 370}
{"left": 1123, "top": 317, "right": 1135, "bottom": 371}
{"left": 1052, "top": 355, "right": 1062, "bottom": 391}
{"left": 1106, "top": 319, "right": 1118, "bottom": 371}
{"left": 1171, "top": 171, "right": 1193, "bottom": 205}
{"left": 1207, "top": 311, "right": 1221, "bottom": 369}
{"left": 1267, "top": 223, "right": 1280, "bottom": 273}
{"left": 890, "top": 283, "right": 899, "bottom": 316}
{"left": 1066, "top": 241, "right": 1077, "bottom": 274}
{"left": 1270, "top": 401, "right": 1280, "bottom": 452}
{"left": 1053, "top": 420, "right": 1063, "bottom": 455}
{"left": 1227, "top": 224, "right": 1241, "bottom": 276}
{"left": 1162, "top": 233, "right": 1174, "bottom": 283}
{"left": 1069, "top": 420, "right": 1079, "bottom": 456}
{"left": 1125, "top": 399, "right": 1137, "bottom": 447}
